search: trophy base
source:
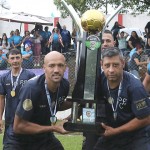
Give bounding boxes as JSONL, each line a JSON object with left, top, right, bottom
{"left": 63, "top": 121, "right": 104, "bottom": 133}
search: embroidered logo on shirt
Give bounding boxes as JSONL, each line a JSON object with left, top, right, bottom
{"left": 6, "top": 83, "right": 10, "bottom": 85}
{"left": 135, "top": 98, "right": 148, "bottom": 110}
{"left": 39, "top": 105, "right": 46, "bottom": 108}
{"left": 23, "top": 99, "right": 33, "bottom": 111}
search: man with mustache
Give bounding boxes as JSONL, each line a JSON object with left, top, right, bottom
{"left": 0, "top": 49, "right": 35, "bottom": 149}
{"left": 94, "top": 47, "right": 150, "bottom": 150}
{"left": 13, "top": 51, "right": 72, "bottom": 150}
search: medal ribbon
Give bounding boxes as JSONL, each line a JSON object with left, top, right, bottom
{"left": 11, "top": 68, "right": 23, "bottom": 91}
{"left": 107, "top": 78, "right": 123, "bottom": 120}
{"left": 44, "top": 80, "right": 59, "bottom": 117}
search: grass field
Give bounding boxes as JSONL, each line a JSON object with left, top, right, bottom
{"left": 0, "top": 133, "right": 83, "bottom": 150}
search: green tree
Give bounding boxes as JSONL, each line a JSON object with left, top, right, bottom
{"left": 54, "top": 0, "right": 150, "bottom": 17}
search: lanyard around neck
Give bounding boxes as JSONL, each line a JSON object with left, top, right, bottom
{"left": 107, "top": 79, "right": 123, "bottom": 113}
{"left": 11, "top": 68, "right": 22, "bottom": 91}
{"left": 44, "top": 80, "right": 59, "bottom": 117}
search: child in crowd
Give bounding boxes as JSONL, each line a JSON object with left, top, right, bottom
{"left": 22, "top": 43, "right": 33, "bottom": 69}
{"left": 0, "top": 46, "right": 7, "bottom": 69}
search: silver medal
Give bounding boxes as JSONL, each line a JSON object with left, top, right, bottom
{"left": 108, "top": 97, "right": 114, "bottom": 105}
{"left": 50, "top": 116, "right": 57, "bottom": 125}
{"left": 113, "top": 112, "right": 117, "bottom": 120}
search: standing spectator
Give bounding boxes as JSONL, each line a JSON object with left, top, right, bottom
{"left": 111, "top": 21, "right": 125, "bottom": 47}
{"left": 145, "top": 21, "right": 150, "bottom": 49}
{"left": 22, "top": 31, "right": 33, "bottom": 51}
{"left": 39, "top": 25, "right": 47, "bottom": 55}
{"left": 33, "top": 30, "right": 42, "bottom": 67}
{"left": 117, "top": 31, "right": 128, "bottom": 54}
{"left": 145, "top": 31, "right": 150, "bottom": 49}
{"left": 11, "top": 29, "right": 23, "bottom": 51}
{"left": 0, "top": 49, "right": 35, "bottom": 150}
{"left": 22, "top": 43, "right": 33, "bottom": 69}
{"left": 13, "top": 51, "right": 72, "bottom": 150}
{"left": 57, "top": 22, "right": 71, "bottom": 53}
{"left": 49, "top": 28, "right": 64, "bottom": 53}
{"left": 8, "top": 30, "right": 14, "bottom": 50}
{"left": 44, "top": 26, "right": 52, "bottom": 54}
{"left": 0, "top": 47, "right": 7, "bottom": 70}
{"left": 145, "top": 21, "right": 150, "bottom": 37}
{"left": 128, "top": 44, "right": 148, "bottom": 79}
{"left": 0, "top": 33, "right": 10, "bottom": 54}
{"left": 128, "top": 31, "right": 142, "bottom": 50}
{"left": 71, "top": 28, "right": 77, "bottom": 51}
{"left": 94, "top": 47, "right": 150, "bottom": 150}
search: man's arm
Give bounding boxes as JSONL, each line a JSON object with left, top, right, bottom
{"left": 22, "top": 54, "right": 32, "bottom": 60}
{"left": 0, "top": 95, "right": 5, "bottom": 131}
{"left": 128, "top": 40, "right": 134, "bottom": 49}
{"left": 102, "top": 115, "right": 150, "bottom": 137}
{"left": 13, "top": 114, "right": 68, "bottom": 135}
{"left": 143, "top": 72, "right": 150, "bottom": 92}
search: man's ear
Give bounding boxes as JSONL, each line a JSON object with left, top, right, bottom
{"left": 43, "top": 64, "right": 46, "bottom": 73}
{"left": 100, "top": 60, "right": 103, "bottom": 66}
{"left": 121, "top": 59, "right": 125, "bottom": 68}
{"left": 114, "top": 40, "right": 116, "bottom": 46}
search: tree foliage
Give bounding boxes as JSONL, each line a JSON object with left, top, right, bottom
{"left": 54, "top": 0, "right": 150, "bottom": 17}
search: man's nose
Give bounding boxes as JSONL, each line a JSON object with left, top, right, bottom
{"left": 53, "top": 66, "right": 59, "bottom": 72}
{"left": 108, "top": 65, "right": 114, "bottom": 72}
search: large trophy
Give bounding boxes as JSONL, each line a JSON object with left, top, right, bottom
{"left": 63, "top": 9, "right": 106, "bottom": 133}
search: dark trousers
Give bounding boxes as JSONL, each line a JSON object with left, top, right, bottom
{"left": 62, "top": 42, "right": 69, "bottom": 53}
{"left": 82, "top": 133, "right": 100, "bottom": 150}
{"left": 3, "top": 135, "right": 64, "bottom": 150}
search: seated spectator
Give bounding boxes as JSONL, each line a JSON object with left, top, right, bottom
{"left": 22, "top": 43, "right": 33, "bottom": 69}
{"left": 128, "top": 44, "right": 148, "bottom": 79}
{"left": 0, "top": 46, "right": 7, "bottom": 70}
{"left": 0, "top": 33, "right": 10, "bottom": 54}
{"left": 128, "top": 31, "right": 142, "bottom": 50}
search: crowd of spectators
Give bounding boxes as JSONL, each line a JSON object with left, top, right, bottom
{"left": 111, "top": 21, "right": 150, "bottom": 80}
{"left": 0, "top": 22, "right": 77, "bottom": 70}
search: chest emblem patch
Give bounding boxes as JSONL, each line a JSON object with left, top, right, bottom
{"left": 23, "top": 99, "right": 33, "bottom": 111}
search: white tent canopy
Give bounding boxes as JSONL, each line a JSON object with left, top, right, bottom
{"left": 0, "top": 12, "right": 53, "bottom": 25}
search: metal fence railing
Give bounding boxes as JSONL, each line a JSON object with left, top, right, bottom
{"left": 0, "top": 49, "right": 149, "bottom": 95}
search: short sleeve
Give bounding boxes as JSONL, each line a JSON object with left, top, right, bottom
{"left": 131, "top": 86, "right": 150, "bottom": 118}
{"left": 0, "top": 75, "right": 6, "bottom": 95}
{"left": 16, "top": 84, "right": 35, "bottom": 121}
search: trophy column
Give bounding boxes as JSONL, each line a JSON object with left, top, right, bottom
{"left": 64, "top": 9, "right": 105, "bottom": 133}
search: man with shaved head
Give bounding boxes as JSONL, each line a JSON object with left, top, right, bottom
{"left": 13, "top": 51, "right": 72, "bottom": 150}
